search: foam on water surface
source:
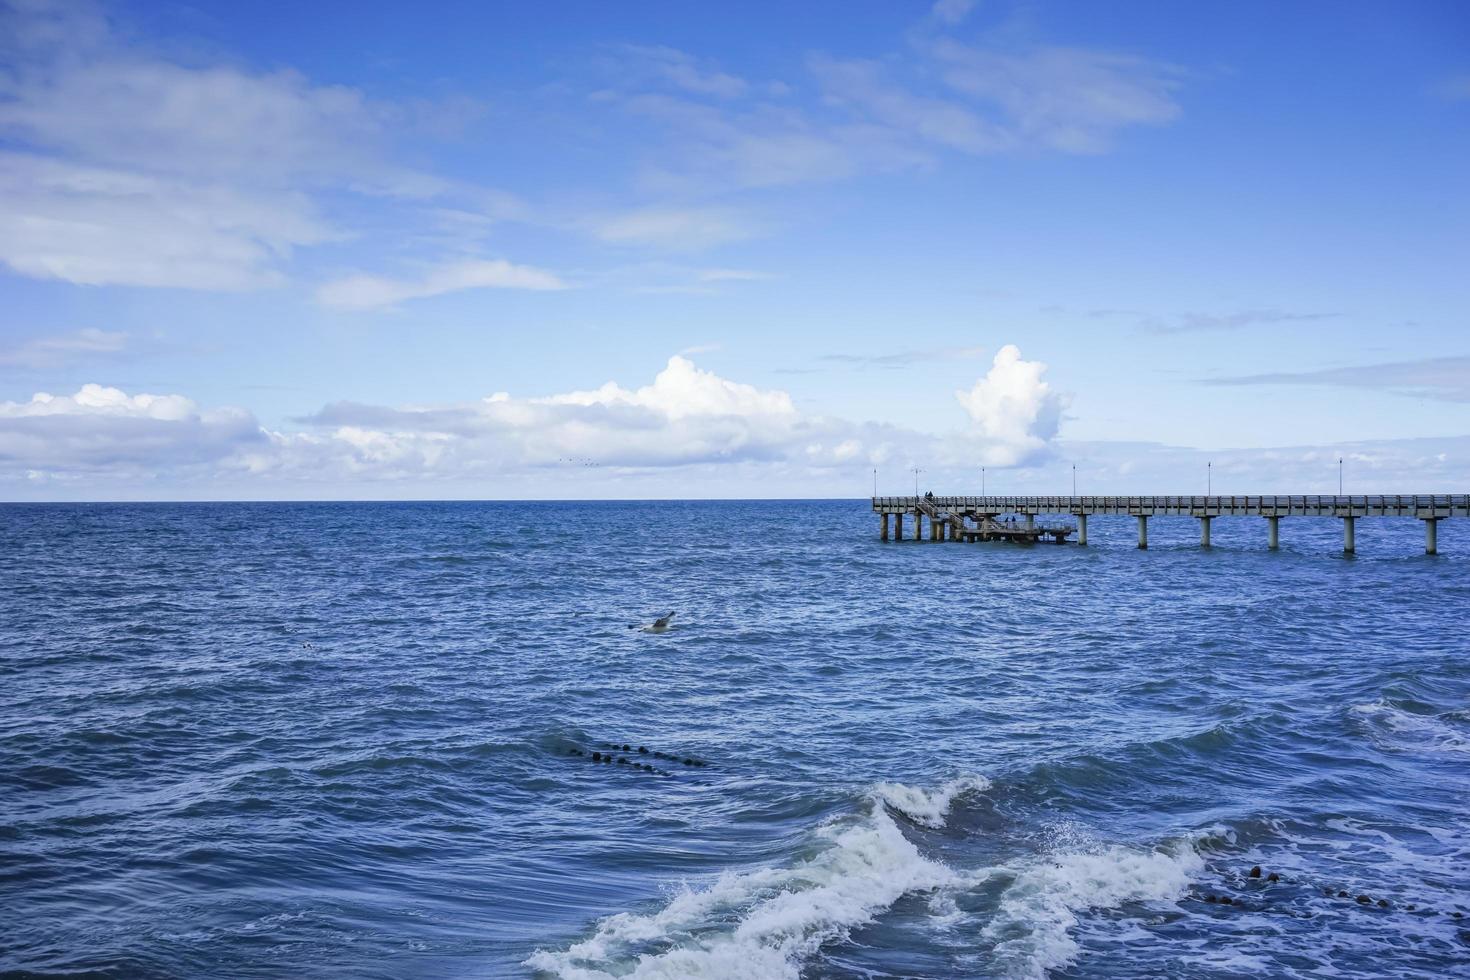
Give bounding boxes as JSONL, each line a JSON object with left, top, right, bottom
{"left": 526, "top": 780, "right": 976, "bottom": 979}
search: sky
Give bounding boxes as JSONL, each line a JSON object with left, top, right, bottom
{"left": 1, "top": 0, "right": 1468, "bottom": 500}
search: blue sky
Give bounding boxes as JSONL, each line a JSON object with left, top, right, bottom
{"left": 1, "top": 0, "right": 1468, "bottom": 499}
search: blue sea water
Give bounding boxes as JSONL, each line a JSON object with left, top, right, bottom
{"left": 2, "top": 500, "right": 1468, "bottom": 979}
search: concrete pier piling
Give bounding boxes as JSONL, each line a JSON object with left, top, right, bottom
{"left": 874, "top": 494, "right": 1465, "bottom": 556}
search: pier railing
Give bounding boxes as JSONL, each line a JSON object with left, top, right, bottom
{"left": 872, "top": 495, "right": 1467, "bottom": 518}
{"left": 871, "top": 494, "right": 1465, "bottom": 553}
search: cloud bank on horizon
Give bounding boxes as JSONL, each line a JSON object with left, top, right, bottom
{"left": 0, "top": 347, "right": 1065, "bottom": 491}
{"left": 1, "top": 0, "right": 1467, "bottom": 499}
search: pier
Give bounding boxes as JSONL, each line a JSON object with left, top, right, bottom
{"left": 872, "top": 495, "right": 1468, "bottom": 554}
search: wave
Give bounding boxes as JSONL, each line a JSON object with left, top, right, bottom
{"left": 871, "top": 774, "right": 991, "bottom": 828}
{"left": 983, "top": 836, "right": 1206, "bottom": 979}
{"left": 524, "top": 778, "right": 982, "bottom": 979}
{"left": 1350, "top": 700, "right": 1470, "bottom": 754}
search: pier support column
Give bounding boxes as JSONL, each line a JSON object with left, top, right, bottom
{"left": 914, "top": 513, "right": 923, "bottom": 542}
{"left": 1342, "top": 516, "right": 1356, "bottom": 555}
{"left": 933, "top": 520, "right": 943, "bottom": 541}
{"left": 1267, "top": 516, "right": 1279, "bottom": 550}
{"left": 1425, "top": 518, "right": 1438, "bottom": 555}
{"left": 1199, "top": 516, "right": 1212, "bottom": 548}
{"left": 895, "top": 514, "right": 904, "bottom": 541}
{"left": 1024, "top": 513, "right": 1035, "bottom": 530}
{"left": 1137, "top": 515, "right": 1148, "bottom": 550}
{"left": 1077, "top": 513, "right": 1088, "bottom": 546}
{"left": 880, "top": 513, "right": 889, "bottom": 541}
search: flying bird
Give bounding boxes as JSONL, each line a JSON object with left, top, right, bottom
{"left": 634, "top": 612, "right": 676, "bottom": 634}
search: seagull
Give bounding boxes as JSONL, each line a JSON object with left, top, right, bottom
{"left": 635, "top": 612, "right": 676, "bottom": 634}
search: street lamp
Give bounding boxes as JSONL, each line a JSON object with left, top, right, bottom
{"left": 982, "top": 466, "right": 986, "bottom": 496}
{"left": 1339, "top": 458, "right": 1343, "bottom": 496}
{"left": 873, "top": 467, "right": 878, "bottom": 497}
{"left": 1072, "top": 463, "right": 1076, "bottom": 497}
{"left": 1208, "top": 460, "right": 1212, "bottom": 496}
{"left": 913, "top": 467, "right": 922, "bottom": 496}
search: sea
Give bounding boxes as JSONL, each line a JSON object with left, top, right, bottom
{"left": 3, "top": 500, "right": 1468, "bottom": 979}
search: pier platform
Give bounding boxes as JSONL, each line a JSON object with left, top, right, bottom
{"left": 872, "top": 495, "right": 1467, "bottom": 554}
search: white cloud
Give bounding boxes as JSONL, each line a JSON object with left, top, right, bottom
{"left": 930, "top": 41, "right": 1182, "bottom": 153}
{"left": 955, "top": 344, "right": 1066, "bottom": 465}
{"left": 0, "top": 359, "right": 907, "bottom": 490}
{"left": 1434, "top": 73, "right": 1470, "bottom": 101}
{"left": 539, "top": 355, "right": 795, "bottom": 419}
{"left": 0, "top": 151, "right": 333, "bottom": 289}
{"left": 0, "top": 1, "right": 505, "bottom": 291}
{"left": 0, "top": 383, "right": 263, "bottom": 473}
{"left": 592, "top": 206, "right": 762, "bottom": 250}
{"left": 621, "top": 45, "right": 749, "bottom": 99}
{"left": 0, "top": 327, "right": 128, "bottom": 369}
{"left": 810, "top": 55, "right": 1014, "bottom": 154}
{"left": 929, "top": 0, "right": 975, "bottom": 26}
{"left": 617, "top": 28, "right": 1183, "bottom": 195}
{"left": 316, "top": 259, "right": 568, "bottom": 310}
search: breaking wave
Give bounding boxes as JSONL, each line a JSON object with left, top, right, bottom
{"left": 983, "top": 837, "right": 1207, "bottom": 978}
{"left": 525, "top": 778, "right": 984, "bottom": 979}
{"left": 1350, "top": 700, "right": 1470, "bottom": 754}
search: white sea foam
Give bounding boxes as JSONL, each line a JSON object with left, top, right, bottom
{"left": 983, "top": 838, "right": 1205, "bottom": 979}
{"left": 525, "top": 778, "right": 984, "bottom": 979}
{"left": 1350, "top": 700, "right": 1470, "bottom": 754}
{"left": 870, "top": 774, "right": 991, "bottom": 828}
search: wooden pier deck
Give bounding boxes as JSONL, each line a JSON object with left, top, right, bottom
{"left": 873, "top": 495, "right": 1468, "bottom": 554}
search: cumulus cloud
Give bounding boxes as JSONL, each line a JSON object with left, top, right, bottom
{"left": 955, "top": 345, "right": 1065, "bottom": 465}
{"left": 0, "top": 349, "right": 1076, "bottom": 495}
{"left": 316, "top": 259, "right": 568, "bottom": 310}
{"left": 0, "top": 383, "right": 263, "bottom": 473}
{"left": 0, "top": 358, "right": 918, "bottom": 492}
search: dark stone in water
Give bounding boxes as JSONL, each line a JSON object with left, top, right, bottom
{"left": 1267, "top": 872, "right": 1280, "bottom": 882}
{"left": 1338, "top": 890, "right": 1350, "bottom": 899}
{"left": 1249, "top": 866, "right": 1262, "bottom": 878}
{"left": 1220, "top": 896, "right": 1233, "bottom": 906}
{"left": 1356, "top": 895, "right": 1371, "bottom": 905}
{"left": 1453, "top": 911, "right": 1463, "bottom": 919}
{"left": 591, "top": 752, "right": 603, "bottom": 762}
{"left": 622, "top": 744, "right": 631, "bottom": 752}
{"left": 683, "top": 758, "right": 693, "bottom": 765}
{"left": 638, "top": 746, "right": 648, "bottom": 753}
{"left": 1407, "top": 904, "right": 1416, "bottom": 911}
{"left": 1377, "top": 899, "right": 1389, "bottom": 908}
{"left": 1205, "top": 895, "right": 1218, "bottom": 903}
{"left": 617, "top": 756, "right": 627, "bottom": 764}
